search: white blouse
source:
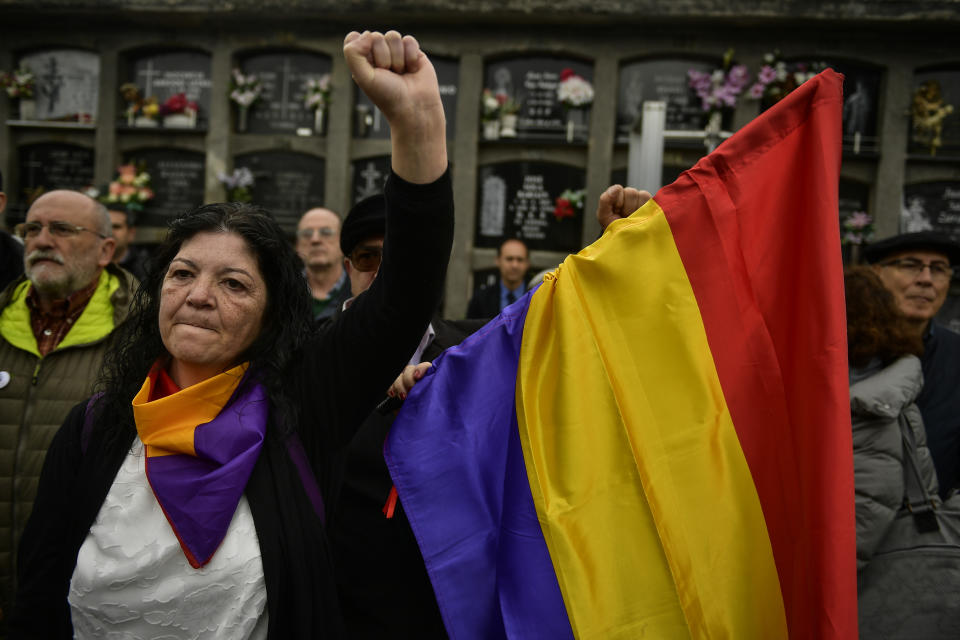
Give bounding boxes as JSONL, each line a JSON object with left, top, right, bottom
{"left": 69, "top": 439, "right": 268, "bottom": 639}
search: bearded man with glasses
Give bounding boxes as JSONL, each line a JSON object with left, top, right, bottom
{"left": 0, "top": 190, "right": 137, "bottom": 622}
{"left": 866, "top": 231, "right": 960, "bottom": 499}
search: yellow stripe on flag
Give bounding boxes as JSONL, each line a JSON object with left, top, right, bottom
{"left": 515, "top": 200, "right": 787, "bottom": 639}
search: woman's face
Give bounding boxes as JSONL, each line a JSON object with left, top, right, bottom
{"left": 159, "top": 231, "right": 267, "bottom": 388}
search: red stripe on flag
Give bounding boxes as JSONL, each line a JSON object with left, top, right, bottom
{"left": 655, "top": 70, "right": 856, "bottom": 639}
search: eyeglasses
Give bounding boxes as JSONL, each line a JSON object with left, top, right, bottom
{"left": 881, "top": 258, "right": 954, "bottom": 282}
{"left": 349, "top": 246, "right": 383, "bottom": 272}
{"left": 296, "top": 227, "right": 336, "bottom": 240}
{"left": 15, "top": 220, "right": 108, "bottom": 240}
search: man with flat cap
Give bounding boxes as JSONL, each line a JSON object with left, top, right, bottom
{"left": 865, "top": 231, "right": 960, "bottom": 498}
{"left": 328, "top": 193, "right": 480, "bottom": 638}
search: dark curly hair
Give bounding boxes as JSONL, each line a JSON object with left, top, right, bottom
{"left": 845, "top": 266, "right": 923, "bottom": 369}
{"left": 95, "top": 202, "right": 313, "bottom": 442}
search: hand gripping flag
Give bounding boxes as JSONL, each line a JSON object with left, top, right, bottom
{"left": 386, "top": 69, "right": 855, "bottom": 639}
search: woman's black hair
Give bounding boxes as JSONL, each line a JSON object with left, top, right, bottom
{"left": 96, "top": 202, "right": 313, "bottom": 443}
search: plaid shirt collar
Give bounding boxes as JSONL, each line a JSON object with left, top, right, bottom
{"left": 25, "top": 274, "right": 101, "bottom": 356}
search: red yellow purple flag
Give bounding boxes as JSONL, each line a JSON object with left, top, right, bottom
{"left": 387, "top": 69, "right": 855, "bottom": 639}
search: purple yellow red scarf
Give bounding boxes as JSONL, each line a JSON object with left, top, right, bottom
{"left": 132, "top": 361, "right": 268, "bottom": 568}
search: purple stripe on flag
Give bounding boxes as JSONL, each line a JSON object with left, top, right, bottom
{"left": 147, "top": 382, "right": 268, "bottom": 567}
{"left": 385, "top": 290, "right": 573, "bottom": 640}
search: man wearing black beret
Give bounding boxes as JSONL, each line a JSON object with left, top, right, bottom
{"left": 865, "top": 231, "right": 960, "bottom": 498}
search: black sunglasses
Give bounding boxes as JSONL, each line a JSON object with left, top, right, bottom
{"left": 349, "top": 246, "right": 383, "bottom": 272}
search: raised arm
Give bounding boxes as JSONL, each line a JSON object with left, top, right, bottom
{"left": 299, "top": 31, "right": 453, "bottom": 451}
{"left": 343, "top": 30, "right": 447, "bottom": 184}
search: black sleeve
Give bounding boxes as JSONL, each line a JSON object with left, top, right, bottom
{"left": 11, "top": 403, "right": 86, "bottom": 639}
{"left": 298, "top": 168, "right": 454, "bottom": 453}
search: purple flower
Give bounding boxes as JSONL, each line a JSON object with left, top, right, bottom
{"left": 727, "top": 65, "right": 750, "bottom": 89}
{"left": 748, "top": 82, "right": 766, "bottom": 98}
{"left": 758, "top": 65, "right": 777, "bottom": 84}
{"left": 845, "top": 211, "right": 872, "bottom": 229}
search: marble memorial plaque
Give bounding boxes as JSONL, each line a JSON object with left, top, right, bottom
{"left": 616, "top": 58, "right": 719, "bottom": 144}
{"left": 239, "top": 50, "right": 332, "bottom": 134}
{"left": 17, "top": 143, "right": 95, "bottom": 207}
{"left": 126, "top": 50, "right": 212, "bottom": 125}
{"left": 235, "top": 151, "right": 325, "bottom": 232}
{"left": 124, "top": 148, "right": 206, "bottom": 226}
{"left": 901, "top": 181, "right": 960, "bottom": 241}
{"left": 351, "top": 156, "right": 391, "bottom": 204}
{"left": 354, "top": 56, "right": 458, "bottom": 139}
{"left": 476, "top": 161, "right": 585, "bottom": 252}
{"left": 18, "top": 49, "right": 99, "bottom": 122}
{"left": 484, "top": 56, "right": 594, "bottom": 143}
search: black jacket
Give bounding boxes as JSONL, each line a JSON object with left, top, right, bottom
{"left": 466, "top": 283, "right": 501, "bottom": 319}
{"left": 12, "top": 170, "right": 455, "bottom": 639}
{"left": 329, "top": 317, "right": 484, "bottom": 639}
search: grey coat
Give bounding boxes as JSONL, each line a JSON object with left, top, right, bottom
{"left": 850, "top": 355, "right": 939, "bottom": 570}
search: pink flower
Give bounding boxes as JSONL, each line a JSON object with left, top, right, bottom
{"left": 748, "top": 82, "right": 766, "bottom": 98}
{"left": 758, "top": 65, "right": 777, "bottom": 84}
{"left": 846, "top": 211, "right": 872, "bottom": 229}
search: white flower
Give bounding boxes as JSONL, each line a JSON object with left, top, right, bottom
{"left": 557, "top": 75, "right": 595, "bottom": 107}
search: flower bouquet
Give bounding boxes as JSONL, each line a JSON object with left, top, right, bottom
{"left": 554, "top": 188, "right": 585, "bottom": 221}
{"left": 687, "top": 50, "right": 752, "bottom": 149}
{"left": 1, "top": 66, "right": 36, "bottom": 120}
{"left": 496, "top": 93, "right": 521, "bottom": 138}
{"left": 304, "top": 74, "right": 332, "bottom": 134}
{"left": 557, "top": 69, "right": 594, "bottom": 142}
{"left": 160, "top": 92, "right": 198, "bottom": 128}
{"left": 746, "top": 51, "right": 827, "bottom": 108}
{"left": 218, "top": 167, "right": 255, "bottom": 203}
{"left": 119, "top": 83, "right": 160, "bottom": 127}
{"left": 230, "top": 68, "right": 262, "bottom": 132}
{"left": 99, "top": 164, "right": 155, "bottom": 212}
{"left": 481, "top": 89, "right": 501, "bottom": 139}
{"left": 841, "top": 211, "right": 874, "bottom": 246}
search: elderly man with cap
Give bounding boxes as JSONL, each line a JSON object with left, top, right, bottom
{"left": 865, "top": 231, "right": 960, "bottom": 498}
{"left": 0, "top": 189, "right": 136, "bottom": 621}
{"left": 329, "top": 193, "right": 481, "bottom": 638}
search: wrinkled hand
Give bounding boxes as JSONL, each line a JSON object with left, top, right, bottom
{"left": 387, "top": 362, "right": 432, "bottom": 400}
{"left": 343, "top": 30, "right": 446, "bottom": 183}
{"left": 596, "top": 184, "right": 652, "bottom": 231}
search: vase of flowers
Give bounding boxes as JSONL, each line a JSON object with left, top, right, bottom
{"left": 498, "top": 95, "right": 520, "bottom": 138}
{"left": 99, "top": 164, "right": 155, "bottom": 211}
{"left": 217, "top": 167, "right": 255, "bottom": 203}
{"left": 687, "top": 50, "right": 752, "bottom": 151}
{"left": 304, "top": 74, "right": 332, "bottom": 136}
{"left": 557, "top": 69, "right": 594, "bottom": 143}
{"left": 1, "top": 66, "right": 36, "bottom": 120}
{"left": 160, "top": 93, "right": 198, "bottom": 128}
{"left": 230, "top": 68, "right": 262, "bottom": 133}
{"left": 481, "top": 89, "right": 501, "bottom": 140}
{"left": 119, "top": 83, "right": 159, "bottom": 127}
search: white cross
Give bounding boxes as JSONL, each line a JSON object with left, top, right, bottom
{"left": 359, "top": 161, "right": 384, "bottom": 197}
{"left": 137, "top": 61, "right": 158, "bottom": 96}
